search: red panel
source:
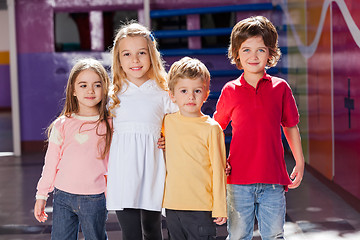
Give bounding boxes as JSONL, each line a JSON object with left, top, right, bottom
{"left": 332, "top": 1, "right": 360, "bottom": 199}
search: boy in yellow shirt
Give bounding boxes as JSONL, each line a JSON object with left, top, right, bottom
{"left": 163, "top": 57, "right": 227, "bottom": 239}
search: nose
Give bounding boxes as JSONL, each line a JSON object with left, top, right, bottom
{"left": 188, "top": 92, "right": 195, "bottom": 100}
{"left": 132, "top": 55, "right": 140, "bottom": 63}
{"left": 88, "top": 86, "right": 95, "bottom": 94}
{"left": 251, "top": 52, "right": 259, "bottom": 59}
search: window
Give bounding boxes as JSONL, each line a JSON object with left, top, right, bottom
{"left": 54, "top": 10, "right": 138, "bottom": 52}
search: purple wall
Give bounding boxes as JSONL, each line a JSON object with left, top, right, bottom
{"left": 14, "top": 0, "right": 275, "bottom": 142}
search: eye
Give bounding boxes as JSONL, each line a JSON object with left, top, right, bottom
{"left": 79, "top": 84, "right": 87, "bottom": 88}
{"left": 195, "top": 89, "right": 202, "bottom": 94}
{"left": 139, "top": 51, "right": 147, "bottom": 55}
{"left": 95, "top": 83, "right": 102, "bottom": 88}
{"left": 180, "top": 89, "right": 187, "bottom": 94}
{"left": 123, "top": 52, "right": 130, "bottom": 57}
{"left": 242, "top": 49, "right": 250, "bottom": 53}
{"left": 259, "top": 49, "right": 266, "bottom": 53}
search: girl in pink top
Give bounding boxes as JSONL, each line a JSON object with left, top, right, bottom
{"left": 34, "top": 58, "right": 112, "bottom": 240}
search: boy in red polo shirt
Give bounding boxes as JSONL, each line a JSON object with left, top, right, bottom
{"left": 214, "top": 16, "right": 305, "bottom": 239}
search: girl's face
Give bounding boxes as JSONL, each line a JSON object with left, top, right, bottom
{"left": 118, "top": 36, "right": 151, "bottom": 86}
{"left": 238, "top": 35, "right": 270, "bottom": 78}
{"left": 73, "top": 69, "right": 103, "bottom": 116}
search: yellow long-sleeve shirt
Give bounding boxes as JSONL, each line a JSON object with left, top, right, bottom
{"left": 163, "top": 111, "right": 227, "bottom": 218}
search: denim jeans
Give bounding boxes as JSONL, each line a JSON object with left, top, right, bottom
{"left": 226, "top": 184, "right": 285, "bottom": 240}
{"left": 51, "top": 188, "right": 108, "bottom": 240}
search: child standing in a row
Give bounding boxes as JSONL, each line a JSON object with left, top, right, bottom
{"left": 163, "top": 57, "right": 227, "bottom": 240}
{"left": 106, "top": 22, "right": 177, "bottom": 240}
{"left": 214, "top": 16, "right": 305, "bottom": 239}
{"left": 34, "top": 58, "right": 112, "bottom": 240}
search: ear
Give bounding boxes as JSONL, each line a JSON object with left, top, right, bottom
{"left": 204, "top": 91, "right": 209, "bottom": 102}
{"left": 169, "top": 91, "right": 176, "bottom": 103}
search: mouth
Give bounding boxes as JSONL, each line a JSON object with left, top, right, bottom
{"left": 130, "top": 66, "right": 142, "bottom": 70}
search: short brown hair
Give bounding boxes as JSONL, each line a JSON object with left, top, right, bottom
{"left": 167, "top": 57, "right": 210, "bottom": 97}
{"left": 228, "top": 16, "right": 281, "bottom": 69}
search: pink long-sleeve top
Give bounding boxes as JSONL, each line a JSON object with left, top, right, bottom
{"left": 36, "top": 114, "right": 109, "bottom": 197}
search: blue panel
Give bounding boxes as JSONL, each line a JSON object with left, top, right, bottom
{"left": 153, "top": 28, "right": 232, "bottom": 38}
{"left": 150, "top": 3, "right": 275, "bottom": 18}
{"left": 160, "top": 48, "right": 227, "bottom": 56}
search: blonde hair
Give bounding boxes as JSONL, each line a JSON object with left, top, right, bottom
{"left": 167, "top": 57, "right": 210, "bottom": 99}
{"left": 228, "top": 16, "right": 281, "bottom": 69}
{"left": 109, "top": 22, "right": 168, "bottom": 115}
{"left": 48, "top": 58, "right": 112, "bottom": 159}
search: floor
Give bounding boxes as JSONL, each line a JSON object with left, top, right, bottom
{"left": 0, "top": 111, "right": 360, "bottom": 240}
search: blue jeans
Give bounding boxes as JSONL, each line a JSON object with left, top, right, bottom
{"left": 51, "top": 188, "right": 108, "bottom": 240}
{"left": 226, "top": 184, "right": 285, "bottom": 240}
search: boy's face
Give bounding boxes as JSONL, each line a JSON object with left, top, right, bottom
{"left": 238, "top": 35, "right": 270, "bottom": 77}
{"left": 170, "top": 77, "right": 208, "bottom": 118}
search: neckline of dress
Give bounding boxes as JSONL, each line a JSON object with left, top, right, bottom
{"left": 128, "top": 79, "right": 155, "bottom": 89}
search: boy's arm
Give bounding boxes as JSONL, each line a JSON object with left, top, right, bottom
{"left": 213, "top": 86, "right": 231, "bottom": 130}
{"left": 282, "top": 125, "right": 305, "bottom": 189}
{"left": 209, "top": 128, "right": 227, "bottom": 218}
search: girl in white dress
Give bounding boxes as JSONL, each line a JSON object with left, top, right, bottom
{"left": 107, "top": 22, "right": 177, "bottom": 240}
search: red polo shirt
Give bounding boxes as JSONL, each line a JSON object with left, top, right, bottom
{"left": 214, "top": 73, "right": 299, "bottom": 187}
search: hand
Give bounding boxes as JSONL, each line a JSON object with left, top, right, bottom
{"left": 213, "top": 217, "right": 227, "bottom": 225}
{"left": 34, "top": 199, "right": 48, "bottom": 223}
{"left": 157, "top": 135, "right": 165, "bottom": 150}
{"left": 225, "top": 161, "right": 231, "bottom": 176}
{"left": 288, "top": 164, "right": 304, "bottom": 189}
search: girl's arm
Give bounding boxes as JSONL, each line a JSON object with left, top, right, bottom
{"left": 36, "top": 126, "right": 63, "bottom": 197}
{"left": 34, "top": 199, "right": 48, "bottom": 222}
{"left": 282, "top": 125, "right": 305, "bottom": 189}
{"left": 34, "top": 121, "right": 63, "bottom": 224}
{"left": 157, "top": 133, "right": 165, "bottom": 150}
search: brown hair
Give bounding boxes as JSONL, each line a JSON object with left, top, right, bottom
{"left": 109, "top": 21, "right": 168, "bottom": 116}
{"left": 48, "top": 58, "right": 112, "bottom": 159}
{"left": 167, "top": 57, "right": 210, "bottom": 99}
{"left": 228, "top": 16, "right": 281, "bottom": 69}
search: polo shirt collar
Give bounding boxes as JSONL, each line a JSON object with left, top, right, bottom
{"left": 236, "top": 72, "right": 272, "bottom": 87}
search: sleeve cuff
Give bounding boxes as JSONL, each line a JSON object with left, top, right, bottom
{"left": 35, "top": 194, "right": 48, "bottom": 201}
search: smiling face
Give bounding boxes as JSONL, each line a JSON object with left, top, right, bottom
{"left": 238, "top": 35, "right": 270, "bottom": 82}
{"left": 170, "top": 77, "right": 208, "bottom": 118}
{"left": 73, "top": 69, "right": 103, "bottom": 116}
{"left": 118, "top": 36, "right": 151, "bottom": 86}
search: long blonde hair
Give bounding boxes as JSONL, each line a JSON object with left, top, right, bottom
{"left": 48, "top": 58, "right": 112, "bottom": 159}
{"left": 109, "top": 21, "right": 168, "bottom": 115}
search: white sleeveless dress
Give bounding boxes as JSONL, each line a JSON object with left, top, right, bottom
{"left": 106, "top": 80, "right": 177, "bottom": 211}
